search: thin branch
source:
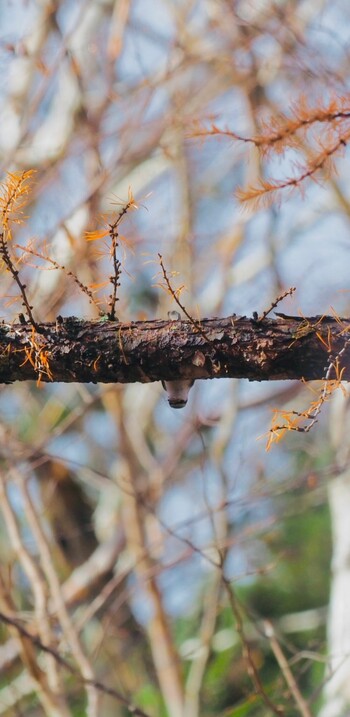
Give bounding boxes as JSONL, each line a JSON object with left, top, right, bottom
{"left": 107, "top": 217, "right": 122, "bottom": 320}
{"left": 14, "top": 242, "right": 101, "bottom": 311}
{"left": 223, "top": 579, "right": 284, "bottom": 716}
{"left": 266, "top": 319, "right": 350, "bottom": 447}
{"left": 0, "top": 611, "right": 152, "bottom": 717}
{"left": 192, "top": 99, "right": 350, "bottom": 152}
{"left": 157, "top": 254, "right": 211, "bottom": 341}
{"left": 264, "top": 620, "right": 313, "bottom": 717}
{"left": 258, "top": 287, "right": 296, "bottom": 322}
{"left": 0, "top": 231, "right": 41, "bottom": 331}
{"left": 0, "top": 474, "right": 69, "bottom": 716}
{"left": 236, "top": 128, "right": 350, "bottom": 207}
{"left": 107, "top": 189, "right": 137, "bottom": 320}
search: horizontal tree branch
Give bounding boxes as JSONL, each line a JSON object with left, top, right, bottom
{"left": 0, "top": 313, "right": 349, "bottom": 385}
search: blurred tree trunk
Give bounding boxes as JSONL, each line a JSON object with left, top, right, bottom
{"left": 320, "top": 471, "right": 350, "bottom": 717}
{"left": 321, "top": 397, "right": 350, "bottom": 716}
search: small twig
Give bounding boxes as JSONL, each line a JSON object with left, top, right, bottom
{"left": 0, "top": 172, "right": 43, "bottom": 331}
{"left": 157, "top": 254, "right": 210, "bottom": 341}
{"left": 0, "top": 232, "right": 41, "bottom": 331}
{"left": 267, "top": 331, "right": 350, "bottom": 448}
{"left": 107, "top": 218, "right": 122, "bottom": 320}
{"left": 235, "top": 123, "right": 350, "bottom": 208}
{"left": 306, "top": 338, "right": 350, "bottom": 433}
{"left": 85, "top": 190, "right": 138, "bottom": 320}
{"left": 192, "top": 104, "right": 350, "bottom": 150}
{"left": 14, "top": 243, "right": 100, "bottom": 310}
{"left": 258, "top": 287, "right": 296, "bottom": 322}
{"left": 264, "top": 620, "right": 313, "bottom": 717}
{"left": 107, "top": 191, "right": 137, "bottom": 320}
{"left": 223, "top": 580, "right": 284, "bottom": 716}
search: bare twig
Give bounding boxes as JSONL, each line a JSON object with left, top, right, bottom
{"left": 223, "top": 579, "right": 284, "bottom": 716}
{"left": 107, "top": 218, "right": 122, "bottom": 320}
{"left": 157, "top": 254, "right": 210, "bottom": 341}
{"left": 14, "top": 243, "right": 100, "bottom": 310}
{"left": 107, "top": 190, "right": 137, "bottom": 320}
{"left": 258, "top": 287, "right": 296, "bottom": 322}
{"left": 267, "top": 322, "right": 350, "bottom": 447}
{"left": 264, "top": 620, "right": 313, "bottom": 717}
{"left": 0, "top": 231, "right": 40, "bottom": 331}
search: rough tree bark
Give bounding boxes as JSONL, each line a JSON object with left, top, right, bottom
{"left": 0, "top": 313, "right": 349, "bottom": 384}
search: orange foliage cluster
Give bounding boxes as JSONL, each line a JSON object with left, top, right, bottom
{"left": 0, "top": 170, "right": 35, "bottom": 238}
{"left": 266, "top": 312, "right": 350, "bottom": 450}
{"left": 193, "top": 95, "right": 350, "bottom": 208}
{"left": 20, "top": 327, "right": 53, "bottom": 385}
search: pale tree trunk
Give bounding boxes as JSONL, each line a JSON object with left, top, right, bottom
{"left": 320, "top": 397, "right": 350, "bottom": 717}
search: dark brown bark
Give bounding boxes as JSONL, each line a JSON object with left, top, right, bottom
{"left": 1, "top": 313, "right": 350, "bottom": 385}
